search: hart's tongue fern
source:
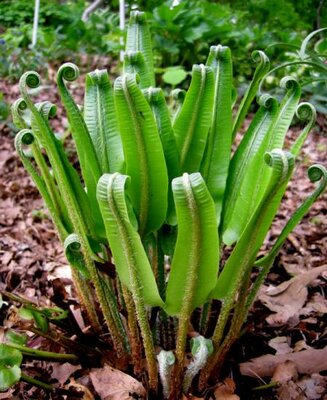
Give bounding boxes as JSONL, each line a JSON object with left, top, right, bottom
{"left": 12, "top": 11, "right": 326, "bottom": 399}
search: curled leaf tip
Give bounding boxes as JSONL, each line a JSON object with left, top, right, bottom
{"left": 19, "top": 71, "right": 40, "bottom": 91}
{"left": 296, "top": 102, "right": 316, "bottom": 122}
{"left": 130, "top": 10, "right": 146, "bottom": 23}
{"left": 143, "top": 86, "right": 161, "bottom": 102}
{"left": 64, "top": 233, "right": 82, "bottom": 251}
{"left": 251, "top": 50, "right": 270, "bottom": 66}
{"left": 12, "top": 98, "right": 27, "bottom": 111}
{"left": 308, "top": 164, "right": 327, "bottom": 183}
{"left": 171, "top": 88, "right": 186, "bottom": 101}
{"left": 57, "top": 63, "right": 79, "bottom": 82}
{"left": 16, "top": 129, "right": 35, "bottom": 146}
{"left": 257, "top": 93, "right": 277, "bottom": 109}
{"left": 37, "top": 101, "right": 57, "bottom": 119}
{"left": 264, "top": 149, "right": 294, "bottom": 180}
{"left": 209, "top": 44, "right": 231, "bottom": 60}
{"left": 280, "top": 75, "right": 299, "bottom": 90}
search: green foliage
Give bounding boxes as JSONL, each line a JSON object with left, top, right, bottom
{"left": 262, "top": 28, "right": 327, "bottom": 114}
{"left": 0, "top": 4, "right": 121, "bottom": 80}
{"left": 11, "top": 10, "right": 326, "bottom": 398}
{"left": 145, "top": 0, "right": 318, "bottom": 82}
{"left": 0, "top": 344, "right": 22, "bottom": 391}
{"left": 0, "top": 92, "right": 10, "bottom": 122}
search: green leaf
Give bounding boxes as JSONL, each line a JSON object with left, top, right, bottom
{"left": 114, "top": 73, "right": 168, "bottom": 235}
{"left": 97, "top": 173, "right": 164, "bottom": 307}
{"left": 201, "top": 45, "right": 233, "bottom": 221}
{"left": 173, "top": 64, "right": 214, "bottom": 173}
{"left": 31, "top": 311, "right": 49, "bottom": 333}
{"left": 84, "top": 69, "right": 124, "bottom": 174}
{"left": 222, "top": 76, "right": 301, "bottom": 245}
{"left": 213, "top": 149, "right": 295, "bottom": 300}
{"left": 190, "top": 336, "right": 213, "bottom": 356}
{"left": 5, "top": 331, "right": 28, "bottom": 346}
{"left": 57, "top": 63, "right": 104, "bottom": 238}
{"left": 162, "top": 68, "right": 188, "bottom": 86}
{"left": 125, "top": 11, "right": 155, "bottom": 87}
{"left": 143, "top": 87, "right": 180, "bottom": 224}
{"left": 0, "top": 344, "right": 22, "bottom": 391}
{"left": 18, "top": 307, "right": 34, "bottom": 320}
{"left": 165, "top": 173, "right": 219, "bottom": 316}
{"left": 222, "top": 95, "right": 279, "bottom": 245}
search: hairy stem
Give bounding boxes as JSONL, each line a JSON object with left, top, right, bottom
{"left": 122, "top": 286, "right": 143, "bottom": 377}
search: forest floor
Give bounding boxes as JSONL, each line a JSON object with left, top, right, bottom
{"left": 0, "top": 76, "right": 326, "bottom": 400}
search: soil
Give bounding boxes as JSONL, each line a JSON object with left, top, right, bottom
{"left": 0, "top": 76, "right": 326, "bottom": 400}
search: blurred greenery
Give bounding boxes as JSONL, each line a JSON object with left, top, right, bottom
{"left": 0, "top": 0, "right": 325, "bottom": 106}
{"left": 0, "top": 0, "right": 121, "bottom": 80}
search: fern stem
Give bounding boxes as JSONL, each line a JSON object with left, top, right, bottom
{"left": 71, "top": 268, "right": 103, "bottom": 335}
{"left": 122, "top": 286, "right": 143, "bottom": 377}
{"left": 128, "top": 273, "right": 158, "bottom": 391}
{"left": 5, "top": 343, "right": 78, "bottom": 362}
{"left": 85, "top": 255, "right": 129, "bottom": 357}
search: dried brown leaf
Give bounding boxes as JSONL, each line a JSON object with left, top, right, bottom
{"left": 50, "top": 362, "right": 82, "bottom": 384}
{"left": 272, "top": 360, "right": 298, "bottom": 384}
{"left": 213, "top": 378, "right": 240, "bottom": 400}
{"left": 258, "top": 265, "right": 327, "bottom": 326}
{"left": 268, "top": 337, "right": 293, "bottom": 355}
{"left": 240, "top": 346, "right": 327, "bottom": 378}
{"left": 90, "top": 364, "right": 146, "bottom": 400}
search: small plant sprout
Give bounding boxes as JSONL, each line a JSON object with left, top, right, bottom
{"left": 10, "top": 10, "right": 326, "bottom": 399}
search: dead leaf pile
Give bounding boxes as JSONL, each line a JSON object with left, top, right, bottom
{"left": 258, "top": 264, "right": 327, "bottom": 326}
{"left": 89, "top": 364, "right": 146, "bottom": 400}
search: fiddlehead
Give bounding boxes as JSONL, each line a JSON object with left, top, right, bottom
{"left": 157, "top": 350, "right": 175, "bottom": 399}
{"left": 291, "top": 102, "right": 316, "bottom": 156}
{"left": 64, "top": 234, "right": 90, "bottom": 278}
{"left": 15, "top": 129, "right": 68, "bottom": 241}
{"left": 57, "top": 62, "right": 79, "bottom": 83}
{"left": 308, "top": 164, "right": 327, "bottom": 187}
{"left": 183, "top": 336, "right": 213, "bottom": 393}
{"left": 11, "top": 98, "right": 28, "bottom": 129}
{"left": 19, "top": 72, "right": 44, "bottom": 137}
{"left": 170, "top": 88, "right": 186, "bottom": 123}
{"left": 232, "top": 50, "right": 270, "bottom": 139}
{"left": 247, "top": 163, "right": 327, "bottom": 312}
{"left": 36, "top": 101, "right": 57, "bottom": 120}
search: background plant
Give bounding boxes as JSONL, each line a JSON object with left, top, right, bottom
{"left": 5, "top": 9, "right": 327, "bottom": 400}
{"left": 0, "top": 0, "right": 121, "bottom": 80}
